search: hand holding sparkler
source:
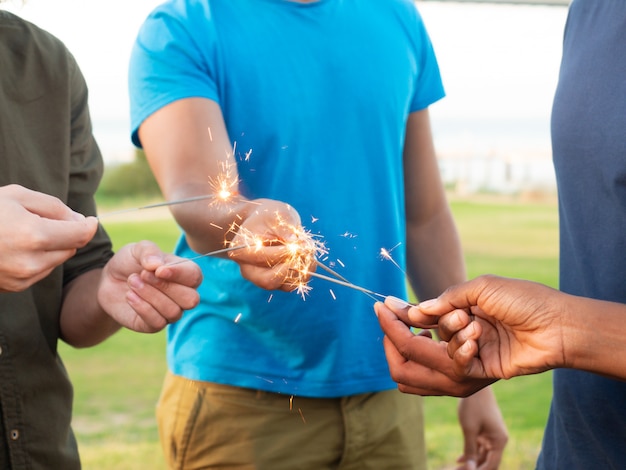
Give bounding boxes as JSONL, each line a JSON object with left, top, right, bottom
{"left": 228, "top": 198, "right": 325, "bottom": 294}
{"left": 0, "top": 184, "right": 99, "bottom": 292}
{"left": 95, "top": 241, "right": 203, "bottom": 333}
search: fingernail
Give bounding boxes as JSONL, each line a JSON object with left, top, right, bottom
{"left": 146, "top": 255, "right": 163, "bottom": 267}
{"left": 418, "top": 298, "right": 437, "bottom": 309}
{"left": 373, "top": 302, "right": 381, "bottom": 317}
{"left": 385, "top": 296, "right": 410, "bottom": 309}
{"left": 128, "top": 273, "right": 144, "bottom": 289}
{"left": 71, "top": 211, "right": 86, "bottom": 221}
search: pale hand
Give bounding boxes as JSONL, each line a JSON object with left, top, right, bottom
{"left": 0, "top": 184, "right": 98, "bottom": 292}
{"left": 97, "top": 241, "right": 203, "bottom": 333}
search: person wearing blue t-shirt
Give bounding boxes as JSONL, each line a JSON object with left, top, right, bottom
{"left": 128, "top": 0, "right": 507, "bottom": 468}
{"left": 375, "top": 1, "right": 626, "bottom": 468}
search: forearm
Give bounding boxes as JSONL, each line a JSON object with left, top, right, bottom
{"left": 167, "top": 181, "right": 259, "bottom": 254}
{"left": 402, "top": 110, "right": 465, "bottom": 301}
{"left": 562, "top": 293, "right": 626, "bottom": 380}
{"left": 405, "top": 206, "right": 466, "bottom": 301}
{"left": 60, "top": 269, "right": 121, "bottom": 348}
{"left": 139, "top": 98, "right": 262, "bottom": 254}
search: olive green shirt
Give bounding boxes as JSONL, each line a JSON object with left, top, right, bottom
{"left": 0, "top": 11, "right": 114, "bottom": 469}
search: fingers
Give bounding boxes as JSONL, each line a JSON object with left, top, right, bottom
{"left": 383, "top": 296, "right": 438, "bottom": 328}
{"left": 229, "top": 238, "right": 316, "bottom": 291}
{"left": 155, "top": 256, "right": 204, "bottom": 289}
{"left": 135, "top": 251, "right": 203, "bottom": 325}
{"left": 437, "top": 309, "right": 473, "bottom": 342}
{"left": 226, "top": 200, "right": 320, "bottom": 292}
{"left": 126, "top": 271, "right": 200, "bottom": 331}
{"left": 0, "top": 186, "right": 100, "bottom": 291}
{"left": 459, "top": 434, "right": 505, "bottom": 470}
{"left": 101, "top": 243, "right": 203, "bottom": 333}
{"left": 377, "top": 301, "right": 496, "bottom": 397}
{"left": 415, "top": 276, "right": 497, "bottom": 318}
{"left": 4, "top": 184, "right": 98, "bottom": 249}
{"left": 6, "top": 184, "right": 80, "bottom": 220}
{"left": 33, "top": 216, "right": 99, "bottom": 251}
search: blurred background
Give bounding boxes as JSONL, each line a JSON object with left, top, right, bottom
{"left": 2, "top": 1, "right": 569, "bottom": 467}
{"left": 4, "top": 0, "right": 568, "bottom": 196}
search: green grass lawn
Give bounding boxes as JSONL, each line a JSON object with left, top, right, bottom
{"left": 60, "top": 195, "right": 558, "bottom": 469}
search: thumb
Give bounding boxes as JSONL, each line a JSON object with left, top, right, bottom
{"left": 460, "top": 426, "right": 479, "bottom": 470}
{"left": 458, "top": 454, "right": 477, "bottom": 470}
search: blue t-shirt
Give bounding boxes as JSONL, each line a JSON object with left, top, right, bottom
{"left": 539, "top": 0, "right": 626, "bottom": 468}
{"left": 129, "top": 0, "right": 444, "bottom": 397}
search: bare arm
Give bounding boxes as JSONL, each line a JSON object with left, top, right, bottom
{"left": 403, "top": 109, "right": 466, "bottom": 300}
{"left": 137, "top": 98, "right": 314, "bottom": 291}
{"left": 138, "top": 98, "right": 247, "bottom": 254}
{"left": 60, "top": 241, "right": 202, "bottom": 348}
{"left": 401, "top": 110, "right": 507, "bottom": 469}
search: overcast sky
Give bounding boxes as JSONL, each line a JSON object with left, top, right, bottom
{"left": 3, "top": 0, "right": 568, "bottom": 162}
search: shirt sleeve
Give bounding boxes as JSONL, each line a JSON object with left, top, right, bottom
{"left": 128, "top": 0, "right": 220, "bottom": 148}
{"left": 408, "top": 4, "right": 445, "bottom": 112}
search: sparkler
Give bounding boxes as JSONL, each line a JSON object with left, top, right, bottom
{"left": 306, "top": 270, "right": 415, "bottom": 308}
{"left": 95, "top": 155, "right": 412, "bottom": 306}
{"left": 207, "top": 160, "right": 240, "bottom": 203}
{"left": 315, "top": 260, "right": 380, "bottom": 303}
{"left": 165, "top": 244, "right": 247, "bottom": 266}
{"left": 97, "top": 194, "right": 218, "bottom": 219}
{"left": 305, "top": 271, "right": 386, "bottom": 301}
{"left": 380, "top": 242, "right": 406, "bottom": 276}
{"left": 228, "top": 213, "right": 328, "bottom": 298}
{"left": 98, "top": 159, "right": 242, "bottom": 220}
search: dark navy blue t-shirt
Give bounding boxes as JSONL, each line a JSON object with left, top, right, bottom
{"left": 539, "top": 1, "right": 626, "bottom": 468}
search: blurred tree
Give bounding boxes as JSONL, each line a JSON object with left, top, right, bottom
{"left": 97, "top": 149, "right": 162, "bottom": 198}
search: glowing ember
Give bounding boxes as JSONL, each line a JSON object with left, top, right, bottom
{"left": 380, "top": 242, "right": 406, "bottom": 275}
{"left": 208, "top": 160, "right": 240, "bottom": 204}
{"left": 228, "top": 212, "right": 327, "bottom": 298}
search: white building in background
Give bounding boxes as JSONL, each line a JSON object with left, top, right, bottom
{"left": 438, "top": 150, "right": 556, "bottom": 195}
{"left": 2, "top": 0, "right": 566, "bottom": 193}
{"left": 430, "top": 114, "right": 557, "bottom": 195}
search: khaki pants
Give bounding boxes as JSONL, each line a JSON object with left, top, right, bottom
{"left": 156, "top": 372, "right": 426, "bottom": 470}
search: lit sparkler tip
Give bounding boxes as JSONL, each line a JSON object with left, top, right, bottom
{"left": 379, "top": 243, "right": 406, "bottom": 276}
{"left": 208, "top": 160, "right": 240, "bottom": 205}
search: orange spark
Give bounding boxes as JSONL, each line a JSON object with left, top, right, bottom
{"left": 208, "top": 160, "right": 240, "bottom": 204}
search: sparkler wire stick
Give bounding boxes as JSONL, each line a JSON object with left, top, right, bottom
{"left": 315, "top": 261, "right": 350, "bottom": 283}
{"left": 313, "top": 260, "right": 414, "bottom": 307}
{"left": 97, "top": 194, "right": 217, "bottom": 219}
{"left": 165, "top": 244, "right": 247, "bottom": 266}
{"left": 306, "top": 271, "right": 386, "bottom": 301}
{"left": 315, "top": 260, "right": 380, "bottom": 303}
